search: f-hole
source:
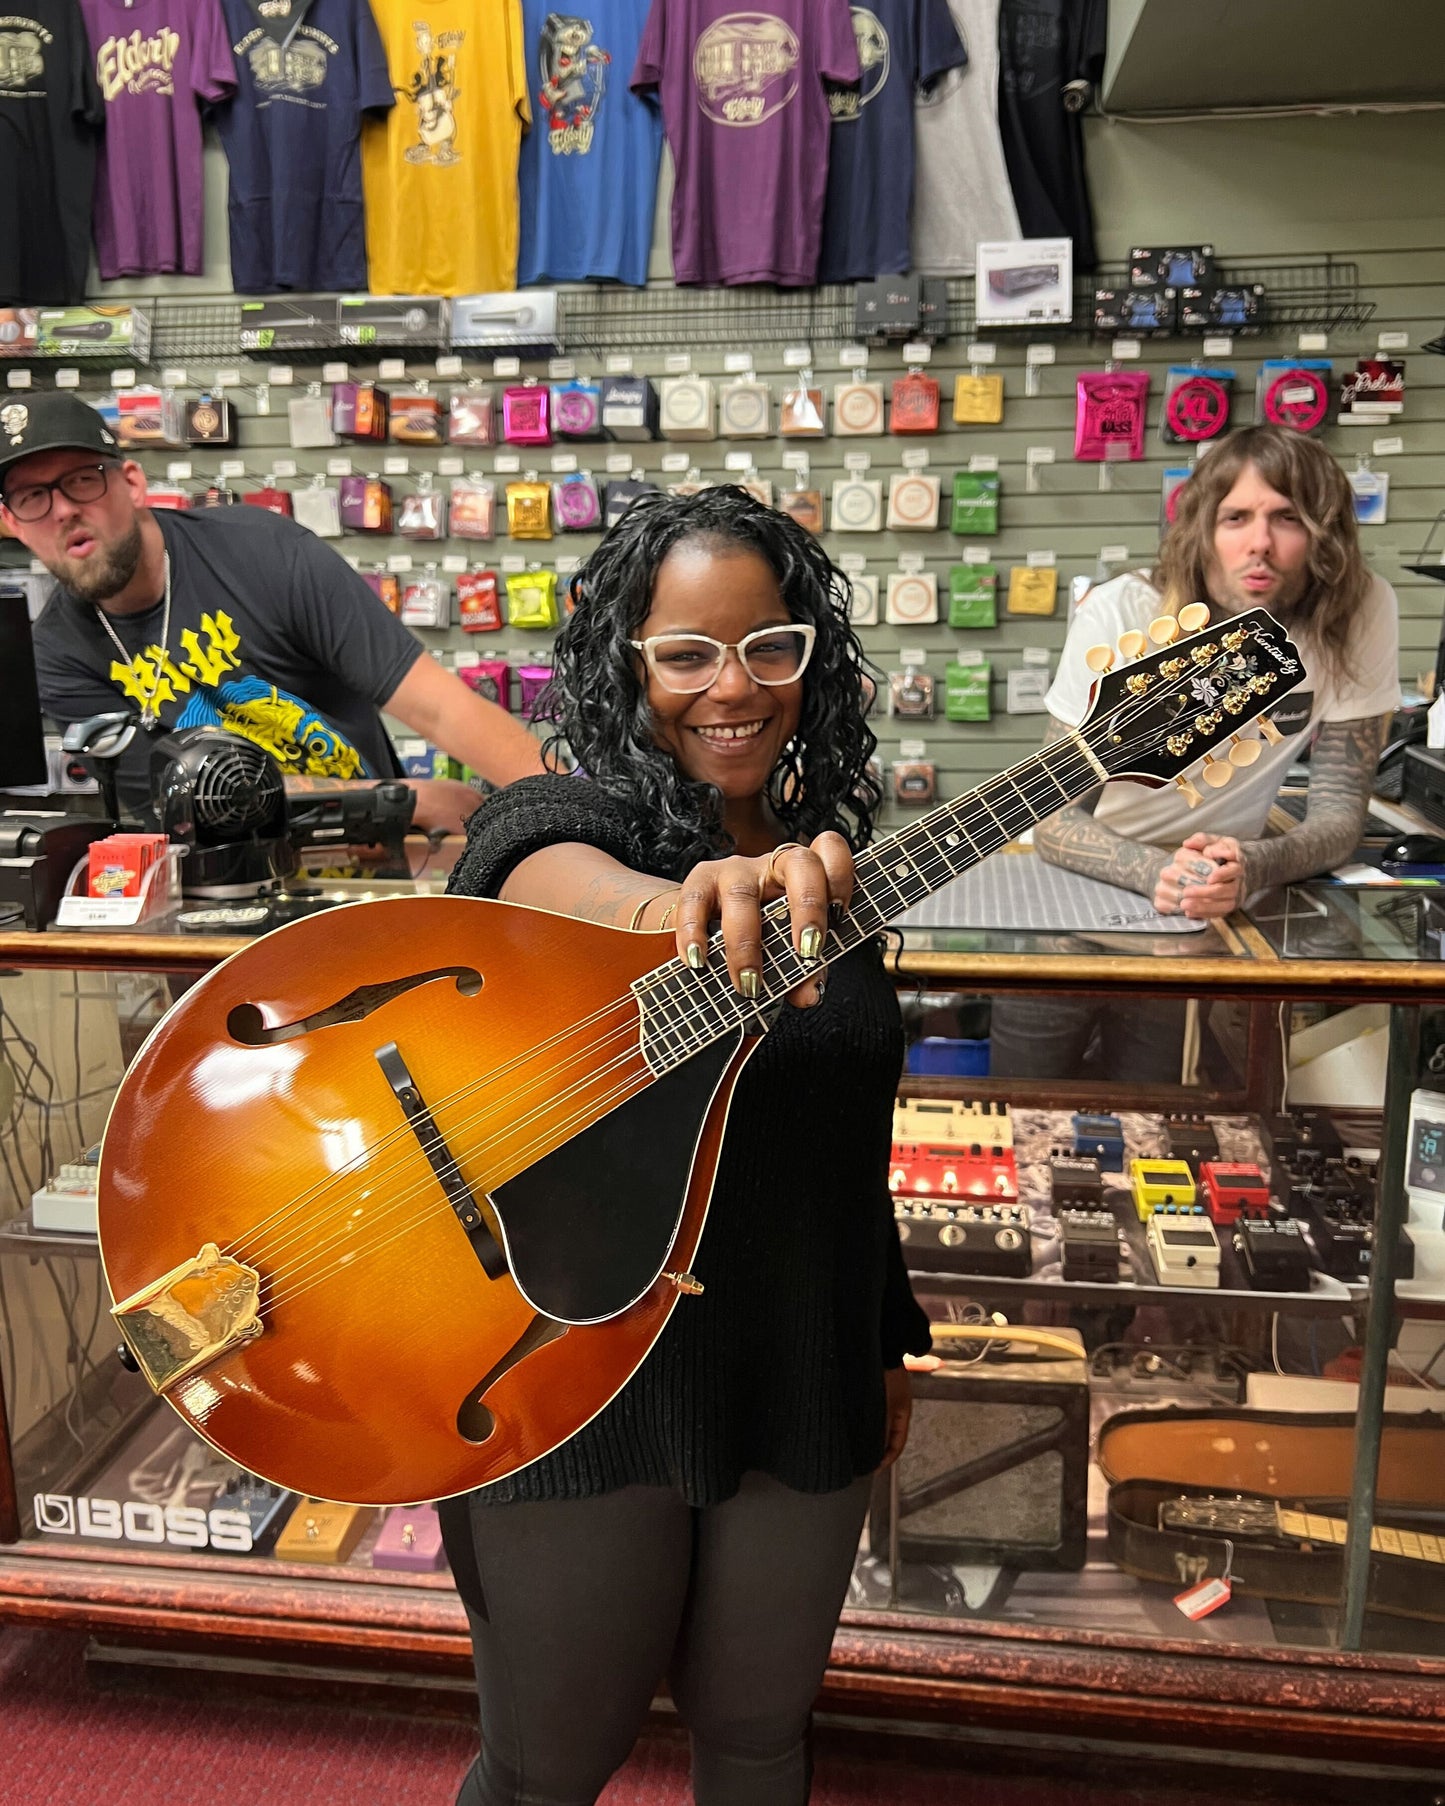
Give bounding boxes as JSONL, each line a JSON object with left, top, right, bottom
{"left": 457, "top": 1315, "right": 569, "bottom": 1444}
{"left": 228, "top": 967, "right": 482, "bottom": 1046}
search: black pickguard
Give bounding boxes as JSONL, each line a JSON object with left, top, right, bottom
{"left": 488, "top": 1028, "right": 746, "bottom": 1324}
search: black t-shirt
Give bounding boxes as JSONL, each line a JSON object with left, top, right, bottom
{"left": 997, "top": 0, "right": 1106, "bottom": 271}
{"left": 33, "top": 506, "right": 425, "bottom": 812}
{"left": 0, "top": 0, "right": 104, "bottom": 304}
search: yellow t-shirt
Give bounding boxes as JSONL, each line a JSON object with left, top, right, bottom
{"left": 362, "top": 0, "right": 529, "bottom": 297}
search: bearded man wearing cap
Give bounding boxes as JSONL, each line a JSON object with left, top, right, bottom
{"left": 0, "top": 393, "right": 542, "bottom": 826}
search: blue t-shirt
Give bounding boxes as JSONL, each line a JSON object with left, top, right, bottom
{"left": 817, "top": 0, "right": 966, "bottom": 283}
{"left": 518, "top": 0, "right": 662, "bottom": 287}
{"left": 214, "top": 0, "right": 395, "bottom": 293}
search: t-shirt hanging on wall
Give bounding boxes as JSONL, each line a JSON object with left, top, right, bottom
{"left": 0, "top": 0, "right": 104, "bottom": 303}
{"left": 79, "top": 0, "right": 237, "bottom": 277}
{"left": 632, "top": 0, "right": 859, "bottom": 287}
{"left": 908, "top": 0, "right": 1017, "bottom": 275}
{"left": 518, "top": 0, "right": 662, "bottom": 286}
{"left": 361, "top": 0, "right": 529, "bottom": 296}
{"left": 817, "top": 0, "right": 966, "bottom": 283}
{"left": 213, "top": 0, "right": 394, "bottom": 293}
{"left": 996, "top": 0, "right": 1105, "bottom": 271}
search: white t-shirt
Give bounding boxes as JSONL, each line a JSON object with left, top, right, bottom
{"left": 1044, "top": 571, "right": 1401, "bottom": 848}
{"left": 909, "top": 0, "right": 1020, "bottom": 275}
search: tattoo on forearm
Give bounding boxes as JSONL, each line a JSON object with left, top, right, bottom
{"left": 1237, "top": 714, "right": 1389, "bottom": 894}
{"left": 1031, "top": 718, "right": 1168, "bottom": 898}
{"left": 577, "top": 871, "right": 665, "bottom": 927}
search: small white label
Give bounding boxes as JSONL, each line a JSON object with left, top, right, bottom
{"left": 723, "top": 450, "right": 753, "bottom": 470}
{"left": 898, "top": 738, "right": 927, "bottom": 759}
{"left": 1026, "top": 446, "right": 1056, "bottom": 465}
{"left": 442, "top": 553, "right": 468, "bottom": 573}
{"left": 664, "top": 352, "right": 692, "bottom": 374}
{"left": 383, "top": 455, "right": 409, "bottom": 475}
{"left": 899, "top": 646, "right": 927, "bottom": 666}
{"left": 109, "top": 367, "right": 136, "bottom": 388}
{"left": 555, "top": 555, "right": 581, "bottom": 574}
{"left": 214, "top": 368, "right": 242, "bottom": 389}
{"left": 1298, "top": 331, "right": 1329, "bottom": 353}
{"left": 898, "top": 552, "right": 925, "bottom": 575}
{"left": 1202, "top": 336, "right": 1233, "bottom": 358}
{"left": 843, "top": 451, "right": 871, "bottom": 472}
{"left": 322, "top": 361, "right": 350, "bottom": 384}
{"left": 724, "top": 351, "right": 754, "bottom": 374}
{"left": 901, "top": 340, "right": 931, "bottom": 364}
{"left": 267, "top": 365, "right": 294, "bottom": 387}
{"left": 1281, "top": 385, "right": 1317, "bottom": 405}
{"left": 1378, "top": 330, "right": 1410, "bottom": 351}
{"left": 493, "top": 455, "right": 524, "bottom": 478}
{"left": 781, "top": 450, "right": 810, "bottom": 473}
{"left": 326, "top": 456, "right": 353, "bottom": 477}
{"left": 501, "top": 554, "right": 526, "bottom": 573}
{"left": 219, "top": 459, "right": 245, "bottom": 478}
{"left": 1099, "top": 543, "right": 1129, "bottom": 563}
{"left": 962, "top": 547, "right": 989, "bottom": 566}
{"left": 387, "top": 553, "right": 414, "bottom": 572}
{"left": 29, "top": 557, "right": 48, "bottom": 573}
{"left": 548, "top": 357, "right": 577, "bottom": 380}
{"left": 1111, "top": 338, "right": 1142, "bottom": 360}
{"left": 661, "top": 452, "right": 690, "bottom": 472}
{"left": 965, "top": 342, "right": 997, "bottom": 365}
{"left": 1026, "top": 344, "right": 1056, "bottom": 366}
{"left": 953, "top": 648, "right": 984, "bottom": 667}
{"left": 549, "top": 451, "right": 578, "bottom": 472}
{"left": 54, "top": 368, "right": 80, "bottom": 389}
{"left": 437, "top": 455, "right": 465, "bottom": 476}
{"left": 1373, "top": 435, "right": 1405, "bottom": 456}
{"left": 435, "top": 355, "right": 463, "bottom": 379}
{"left": 839, "top": 344, "right": 869, "bottom": 368}
{"left": 1027, "top": 549, "right": 1056, "bottom": 568}
{"left": 160, "top": 367, "right": 187, "bottom": 388}
{"left": 839, "top": 553, "right": 867, "bottom": 575}
{"left": 272, "top": 457, "right": 297, "bottom": 478}
{"left": 1022, "top": 645, "right": 1051, "bottom": 666}
{"left": 900, "top": 448, "right": 930, "bottom": 470}
{"left": 605, "top": 353, "right": 634, "bottom": 374}
{"left": 378, "top": 358, "right": 407, "bottom": 382}
{"left": 606, "top": 451, "right": 632, "bottom": 472}
{"left": 1175, "top": 1576, "right": 1232, "bottom": 1620}
{"left": 6, "top": 369, "right": 32, "bottom": 390}
{"left": 493, "top": 355, "right": 522, "bottom": 378}
{"left": 166, "top": 460, "right": 193, "bottom": 481}
{"left": 968, "top": 453, "right": 999, "bottom": 473}
{"left": 784, "top": 344, "right": 812, "bottom": 368}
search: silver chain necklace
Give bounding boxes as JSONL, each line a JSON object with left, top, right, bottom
{"left": 93, "top": 551, "right": 172, "bottom": 728}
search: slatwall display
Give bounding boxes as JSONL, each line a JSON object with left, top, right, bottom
{"left": 2, "top": 246, "right": 1442, "bottom": 822}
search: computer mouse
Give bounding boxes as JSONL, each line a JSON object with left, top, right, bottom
{"left": 1382, "top": 834, "right": 1445, "bottom": 866}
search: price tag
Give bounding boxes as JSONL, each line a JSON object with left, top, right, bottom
{"left": 953, "top": 648, "right": 984, "bottom": 667}
{"left": 1373, "top": 435, "right": 1405, "bottom": 456}
{"left": 214, "top": 368, "right": 241, "bottom": 389}
{"left": 838, "top": 344, "right": 868, "bottom": 368}
{"left": 555, "top": 555, "right": 581, "bottom": 574}
{"left": 1027, "top": 549, "right": 1057, "bottom": 567}
{"left": 493, "top": 355, "right": 521, "bottom": 378}
{"left": 724, "top": 351, "right": 753, "bottom": 373}
{"left": 219, "top": 459, "right": 245, "bottom": 478}
{"left": 605, "top": 353, "right": 634, "bottom": 374}
{"left": 326, "top": 456, "right": 353, "bottom": 476}
{"left": 378, "top": 358, "right": 407, "bottom": 382}
{"left": 387, "top": 553, "right": 414, "bottom": 573}
{"left": 1022, "top": 645, "right": 1051, "bottom": 666}
{"left": 784, "top": 344, "right": 812, "bottom": 368}
{"left": 442, "top": 553, "right": 468, "bottom": 574}
{"left": 1026, "top": 446, "right": 1056, "bottom": 465}
{"left": 661, "top": 452, "right": 690, "bottom": 471}
{"left": 1175, "top": 1576, "right": 1231, "bottom": 1620}
{"left": 1281, "top": 385, "right": 1317, "bottom": 405}
{"left": 437, "top": 455, "right": 465, "bottom": 476}
{"left": 962, "top": 546, "right": 989, "bottom": 565}
{"left": 549, "top": 451, "right": 578, "bottom": 472}
{"left": 1111, "top": 338, "right": 1142, "bottom": 361}
{"left": 965, "top": 342, "right": 997, "bottom": 364}
{"left": 272, "top": 458, "right": 297, "bottom": 478}
{"left": 723, "top": 450, "right": 753, "bottom": 470}
{"left": 1100, "top": 544, "right": 1129, "bottom": 563}
{"left": 1202, "top": 336, "right": 1233, "bottom": 358}
{"left": 843, "top": 451, "right": 871, "bottom": 472}
{"left": 898, "top": 551, "right": 925, "bottom": 574}
{"left": 548, "top": 357, "right": 576, "bottom": 380}
{"left": 494, "top": 452, "right": 521, "bottom": 473}
{"left": 267, "top": 365, "right": 294, "bottom": 387}
{"left": 606, "top": 451, "right": 632, "bottom": 472}
{"left": 900, "top": 448, "right": 930, "bottom": 469}
{"left": 435, "top": 355, "right": 463, "bottom": 379}
{"left": 781, "top": 450, "right": 810, "bottom": 473}
{"left": 664, "top": 352, "right": 692, "bottom": 374}
{"left": 322, "top": 361, "right": 350, "bottom": 384}
{"left": 160, "top": 367, "right": 187, "bottom": 388}
{"left": 1298, "top": 331, "right": 1329, "bottom": 353}
{"left": 166, "top": 460, "right": 193, "bottom": 481}
{"left": 968, "top": 453, "right": 999, "bottom": 473}
{"left": 899, "top": 646, "right": 927, "bottom": 665}
{"left": 1026, "top": 344, "right": 1056, "bottom": 366}
{"left": 901, "top": 341, "right": 931, "bottom": 364}
{"left": 6, "top": 369, "right": 32, "bottom": 390}
{"left": 54, "top": 368, "right": 80, "bottom": 388}
{"left": 839, "top": 553, "right": 867, "bottom": 575}
{"left": 383, "top": 455, "right": 409, "bottom": 475}
{"left": 110, "top": 368, "right": 136, "bottom": 388}
{"left": 898, "top": 738, "right": 927, "bottom": 759}
{"left": 501, "top": 554, "right": 526, "bottom": 573}
{"left": 1378, "top": 330, "right": 1410, "bottom": 351}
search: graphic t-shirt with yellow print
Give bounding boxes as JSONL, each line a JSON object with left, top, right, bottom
{"left": 361, "top": 0, "right": 530, "bottom": 295}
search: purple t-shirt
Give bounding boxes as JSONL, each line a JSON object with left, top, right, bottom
{"left": 80, "top": 0, "right": 237, "bottom": 276}
{"left": 632, "top": 0, "right": 858, "bottom": 286}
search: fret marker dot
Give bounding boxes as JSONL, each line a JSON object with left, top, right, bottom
{"left": 894, "top": 863, "right": 909, "bottom": 877}
{"left": 946, "top": 834, "right": 960, "bottom": 847}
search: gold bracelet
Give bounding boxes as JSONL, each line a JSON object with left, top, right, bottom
{"left": 628, "top": 890, "right": 674, "bottom": 932}
{"left": 658, "top": 898, "right": 679, "bottom": 932}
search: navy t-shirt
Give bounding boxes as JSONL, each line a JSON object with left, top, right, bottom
{"left": 517, "top": 0, "right": 662, "bottom": 287}
{"left": 213, "top": 0, "right": 394, "bottom": 293}
{"left": 817, "top": 0, "right": 966, "bottom": 283}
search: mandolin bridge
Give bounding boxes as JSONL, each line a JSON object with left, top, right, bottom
{"left": 112, "top": 1242, "right": 263, "bottom": 1394}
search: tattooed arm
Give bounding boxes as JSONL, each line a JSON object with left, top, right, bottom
{"left": 1032, "top": 716, "right": 1173, "bottom": 897}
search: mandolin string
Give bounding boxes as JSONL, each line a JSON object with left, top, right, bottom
{"left": 214, "top": 658, "right": 1266, "bottom": 1300}
{"left": 227, "top": 667, "right": 1258, "bottom": 1309}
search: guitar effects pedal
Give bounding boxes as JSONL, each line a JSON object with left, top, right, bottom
{"left": 1058, "top": 1207, "right": 1121, "bottom": 1283}
{"left": 212, "top": 1476, "right": 294, "bottom": 1555}
{"left": 1165, "top": 1112, "right": 1220, "bottom": 1171}
{"left": 1072, "top": 1112, "right": 1125, "bottom": 1165}
{"left": 1146, "top": 1206, "right": 1221, "bottom": 1288}
{"left": 1129, "top": 1158, "right": 1197, "bottom": 1221}
{"left": 893, "top": 1098, "right": 1013, "bottom": 1149}
{"left": 1200, "top": 1161, "right": 1271, "bottom": 1225}
{"left": 1050, "top": 1152, "right": 1103, "bottom": 1207}
{"left": 893, "top": 1200, "right": 1031, "bottom": 1276}
{"left": 890, "top": 1144, "right": 1018, "bottom": 1202}
{"left": 1234, "top": 1216, "right": 1314, "bottom": 1292}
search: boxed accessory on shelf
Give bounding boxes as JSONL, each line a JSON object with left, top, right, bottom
{"left": 238, "top": 296, "right": 336, "bottom": 352}
{"left": 1178, "top": 284, "right": 1267, "bottom": 333}
{"left": 332, "top": 382, "right": 389, "bottom": 441}
{"left": 601, "top": 375, "right": 659, "bottom": 440}
{"left": 854, "top": 275, "right": 922, "bottom": 342}
{"left": 717, "top": 377, "right": 771, "bottom": 439}
{"left": 831, "top": 477, "right": 883, "bottom": 532}
{"left": 450, "top": 290, "right": 561, "bottom": 352}
{"left": 975, "top": 238, "right": 1072, "bottom": 325}
{"left": 1129, "top": 245, "right": 1214, "bottom": 289}
{"left": 390, "top": 392, "right": 443, "bottom": 445}
{"left": 886, "top": 572, "right": 939, "bottom": 626}
{"left": 659, "top": 375, "right": 715, "bottom": 440}
{"left": 1258, "top": 360, "right": 1332, "bottom": 434}
{"left": 457, "top": 570, "right": 503, "bottom": 631}
{"left": 447, "top": 386, "right": 496, "bottom": 447}
{"left": 779, "top": 380, "right": 826, "bottom": 437}
{"left": 1091, "top": 287, "right": 1176, "bottom": 336}
{"left": 886, "top": 472, "right": 941, "bottom": 530}
{"left": 778, "top": 488, "right": 823, "bottom": 535}
{"left": 338, "top": 296, "right": 447, "bottom": 347}
{"left": 186, "top": 392, "right": 236, "bottom": 447}
{"left": 1074, "top": 370, "right": 1150, "bottom": 460}
{"left": 892, "top": 758, "right": 936, "bottom": 804}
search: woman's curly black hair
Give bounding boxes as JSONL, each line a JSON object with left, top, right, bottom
{"left": 535, "top": 485, "right": 881, "bottom": 875}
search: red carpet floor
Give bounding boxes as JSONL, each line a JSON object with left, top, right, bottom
{"left": 0, "top": 1624, "right": 1425, "bottom": 1806}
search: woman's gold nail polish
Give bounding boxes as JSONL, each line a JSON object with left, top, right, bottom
{"left": 686, "top": 942, "right": 706, "bottom": 971}
{"left": 799, "top": 926, "right": 822, "bottom": 961}
{"left": 739, "top": 968, "right": 760, "bottom": 1000}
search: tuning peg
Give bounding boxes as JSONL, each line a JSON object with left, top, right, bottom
{"left": 1117, "top": 630, "right": 1148, "bottom": 662}
{"left": 1258, "top": 717, "right": 1283, "bottom": 745}
{"left": 1178, "top": 602, "right": 1211, "bottom": 634}
{"left": 1147, "top": 615, "right": 1179, "bottom": 646}
{"left": 1200, "top": 755, "right": 1234, "bottom": 789}
{"left": 1228, "top": 734, "right": 1262, "bottom": 767}
{"left": 1085, "top": 644, "right": 1115, "bottom": 674}
{"left": 1174, "top": 775, "right": 1203, "bottom": 808}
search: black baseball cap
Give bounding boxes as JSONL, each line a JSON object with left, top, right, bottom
{"left": 0, "top": 392, "right": 121, "bottom": 490}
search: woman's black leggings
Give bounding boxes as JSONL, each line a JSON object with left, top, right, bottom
{"left": 440, "top": 1471, "right": 872, "bottom": 1806}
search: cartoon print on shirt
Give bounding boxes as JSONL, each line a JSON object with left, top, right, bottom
{"left": 538, "top": 12, "right": 608, "bottom": 155}
{"left": 397, "top": 19, "right": 462, "bottom": 164}
{"left": 692, "top": 11, "right": 799, "bottom": 127}
{"left": 827, "top": 6, "right": 886, "bottom": 120}
{"left": 102, "top": 608, "right": 370, "bottom": 779}
{"left": 0, "top": 20, "right": 48, "bottom": 89}
{"left": 95, "top": 24, "right": 180, "bottom": 101}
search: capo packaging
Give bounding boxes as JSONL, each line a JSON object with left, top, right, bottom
{"left": 186, "top": 391, "right": 236, "bottom": 446}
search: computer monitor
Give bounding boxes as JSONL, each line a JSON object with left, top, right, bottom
{"left": 0, "top": 584, "right": 48, "bottom": 790}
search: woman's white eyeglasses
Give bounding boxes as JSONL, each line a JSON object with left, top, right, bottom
{"left": 629, "top": 625, "right": 817, "bottom": 694}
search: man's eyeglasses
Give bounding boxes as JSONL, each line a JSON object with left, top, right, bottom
{"left": 629, "top": 625, "right": 817, "bottom": 694}
{"left": 2, "top": 461, "right": 117, "bottom": 522}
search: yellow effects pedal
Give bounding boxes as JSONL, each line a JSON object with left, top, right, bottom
{"left": 1128, "top": 1157, "right": 1197, "bottom": 1222}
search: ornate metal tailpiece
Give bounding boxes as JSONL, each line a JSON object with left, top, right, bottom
{"left": 112, "top": 1241, "right": 263, "bottom": 1394}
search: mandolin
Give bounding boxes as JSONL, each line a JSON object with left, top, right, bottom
{"left": 99, "top": 606, "right": 1304, "bottom": 1505}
